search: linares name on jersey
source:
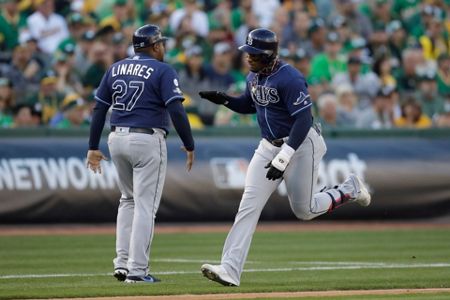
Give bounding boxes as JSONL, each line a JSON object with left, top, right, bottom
{"left": 111, "top": 63, "right": 154, "bottom": 80}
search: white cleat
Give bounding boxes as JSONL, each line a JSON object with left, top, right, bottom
{"left": 349, "top": 174, "right": 371, "bottom": 207}
{"left": 201, "top": 264, "right": 239, "bottom": 287}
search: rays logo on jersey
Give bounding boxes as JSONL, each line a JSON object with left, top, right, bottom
{"left": 173, "top": 78, "right": 182, "bottom": 94}
{"left": 293, "top": 91, "right": 310, "bottom": 106}
{"left": 250, "top": 84, "right": 280, "bottom": 106}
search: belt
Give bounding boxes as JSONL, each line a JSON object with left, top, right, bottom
{"left": 270, "top": 124, "right": 322, "bottom": 147}
{"left": 111, "top": 126, "right": 166, "bottom": 138}
{"left": 271, "top": 138, "right": 284, "bottom": 147}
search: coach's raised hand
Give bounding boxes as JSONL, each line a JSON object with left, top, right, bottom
{"left": 198, "top": 91, "right": 230, "bottom": 105}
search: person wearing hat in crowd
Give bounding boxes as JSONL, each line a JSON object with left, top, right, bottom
{"left": 280, "top": 11, "right": 310, "bottom": 49}
{"left": 333, "top": 55, "right": 381, "bottom": 110}
{"left": 201, "top": 41, "right": 235, "bottom": 125}
{"left": 0, "top": 0, "right": 27, "bottom": 53}
{"left": 0, "top": 43, "right": 43, "bottom": 101}
{"left": 99, "top": 0, "right": 134, "bottom": 32}
{"left": 57, "top": 12, "right": 90, "bottom": 55}
{"left": 356, "top": 85, "right": 396, "bottom": 129}
{"left": 333, "top": 0, "right": 373, "bottom": 41}
{"left": 52, "top": 46, "right": 84, "bottom": 96}
{"left": 303, "top": 17, "right": 326, "bottom": 57}
{"left": 74, "top": 29, "right": 96, "bottom": 77}
{"left": 82, "top": 40, "right": 113, "bottom": 98}
{"left": 25, "top": 0, "right": 69, "bottom": 55}
{"left": 394, "top": 95, "right": 432, "bottom": 128}
{"left": 26, "top": 70, "right": 66, "bottom": 124}
{"left": 386, "top": 20, "right": 408, "bottom": 67}
{"left": 49, "top": 93, "right": 89, "bottom": 128}
{"left": 309, "top": 31, "right": 347, "bottom": 84}
{"left": 437, "top": 53, "right": 450, "bottom": 97}
{"left": 0, "top": 77, "right": 15, "bottom": 127}
{"left": 415, "top": 70, "right": 446, "bottom": 119}
{"left": 279, "top": 47, "right": 311, "bottom": 77}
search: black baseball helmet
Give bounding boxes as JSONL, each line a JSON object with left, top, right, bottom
{"left": 239, "top": 28, "right": 278, "bottom": 59}
{"left": 133, "top": 24, "right": 168, "bottom": 50}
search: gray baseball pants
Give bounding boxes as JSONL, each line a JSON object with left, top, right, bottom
{"left": 221, "top": 127, "right": 331, "bottom": 285}
{"left": 108, "top": 128, "right": 167, "bottom": 277}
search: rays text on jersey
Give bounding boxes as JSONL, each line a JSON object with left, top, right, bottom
{"left": 251, "top": 85, "right": 280, "bottom": 106}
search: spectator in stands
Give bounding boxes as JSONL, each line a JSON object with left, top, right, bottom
{"left": 333, "top": 0, "right": 373, "bottom": 41}
{"left": 437, "top": 53, "right": 450, "bottom": 97}
{"left": 316, "top": 93, "right": 340, "bottom": 129}
{"left": 332, "top": 55, "right": 380, "bottom": 110}
{"left": 0, "top": 77, "right": 14, "bottom": 127}
{"left": 0, "top": 44, "right": 43, "bottom": 102}
{"left": 363, "top": 0, "right": 392, "bottom": 57}
{"left": 27, "top": 70, "right": 65, "bottom": 125}
{"left": 303, "top": 17, "right": 326, "bottom": 58}
{"left": 99, "top": 0, "right": 134, "bottom": 32}
{"left": 74, "top": 30, "right": 96, "bottom": 78}
{"left": 177, "top": 45, "right": 208, "bottom": 122}
{"left": 309, "top": 31, "right": 346, "bottom": 85}
{"left": 0, "top": 0, "right": 27, "bottom": 54}
{"left": 49, "top": 93, "right": 89, "bottom": 128}
{"left": 386, "top": 20, "right": 407, "bottom": 68}
{"left": 57, "top": 12, "right": 90, "bottom": 55}
{"left": 82, "top": 40, "right": 113, "bottom": 97}
{"left": 419, "top": 12, "right": 450, "bottom": 61}
{"left": 335, "top": 84, "right": 358, "bottom": 127}
{"left": 394, "top": 96, "right": 432, "bottom": 128}
{"left": 395, "top": 47, "right": 425, "bottom": 95}
{"left": 12, "top": 104, "right": 37, "bottom": 128}
{"left": 373, "top": 54, "right": 397, "bottom": 88}
{"left": 281, "top": 11, "right": 310, "bottom": 50}
{"left": 111, "top": 32, "right": 129, "bottom": 62}
{"left": 280, "top": 47, "right": 311, "bottom": 78}
{"left": 53, "top": 48, "right": 83, "bottom": 96}
{"left": 251, "top": 0, "right": 279, "bottom": 28}
{"left": 357, "top": 85, "right": 395, "bottom": 129}
{"left": 25, "top": 0, "right": 69, "bottom": 55}
{"left": 201, "top": 42, "right": 235, "bottom": 125}
{"left": 435, "top": 97, "right": 450, "bottom": 127}
{"left": 234, "top": 2, "right": 259, "bottom": 49}
{"left": 169, "top": 0, "right": 209, "bottom": 38}
{"left": 406, "top": 4, "right": 441, "bottom": 39}
{"left": 415, "top": 71, "right": 446, "bottom": 120}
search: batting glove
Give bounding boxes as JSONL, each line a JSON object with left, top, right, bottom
{"left": 198, "top": 91, "right": 230, "bottom": 105}
{"left": 265, "top": 143, "right": 295, "bottom": 181}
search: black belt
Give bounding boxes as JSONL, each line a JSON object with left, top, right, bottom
{"left": 111, "top": 126, "right": 166, "bottom": 138}
{"left": 270, "top": 124, "right": 322, "bottom": 148}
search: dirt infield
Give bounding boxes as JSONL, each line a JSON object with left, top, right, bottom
{"left": 1, "top": 221, "right": 450, "bottom": 236}
{"left": 44, "top": 288, "right": 450, "bottom": 300}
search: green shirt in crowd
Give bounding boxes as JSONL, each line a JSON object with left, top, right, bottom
{"left": 309, "top": 53, "right": 347, "bottom": 83}
{"left": 0, "top": 11, "right": 27, "bottom": 51}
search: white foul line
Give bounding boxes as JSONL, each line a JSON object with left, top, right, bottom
{"left": 1, "top": 262, "right": 449, "bottom": 279}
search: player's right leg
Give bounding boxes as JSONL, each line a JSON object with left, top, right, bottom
{"left": 202, "top": 140, "right": 280, "bottom": 286}
{"left": 108, "top": 132, "right": 134, "bottom": 281}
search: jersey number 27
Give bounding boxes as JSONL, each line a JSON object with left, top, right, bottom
{"left": 112, "top": 79, "right": 144, "bottom": 111}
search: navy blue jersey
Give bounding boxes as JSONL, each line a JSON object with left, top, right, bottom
{"left": 95, "top": 53, "right": 184, "bottom": 131}
{"left": 243, "top": 62, "right": 312, "bottom": 140}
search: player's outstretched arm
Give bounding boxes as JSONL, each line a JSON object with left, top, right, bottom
{"left": 199, "top": 91, "right": 256, "bottom": 114}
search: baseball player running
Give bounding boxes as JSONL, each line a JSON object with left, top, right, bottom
{"left": 86, "top": 24, "right": 195, "bottom": 283}
{"left": 199, "top": 28, "right": 371, "bottom": 287}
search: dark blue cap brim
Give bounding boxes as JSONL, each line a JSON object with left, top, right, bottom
{"left": 238, "top": 44, "right": 266, "bottom": 54}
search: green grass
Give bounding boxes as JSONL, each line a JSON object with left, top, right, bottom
{"left": 0, "top": 228, "right": 449, "bottom": 299}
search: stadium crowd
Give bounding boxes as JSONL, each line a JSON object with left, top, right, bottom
{"left": 0, "top": 0, "right": 449, "bottom": 130}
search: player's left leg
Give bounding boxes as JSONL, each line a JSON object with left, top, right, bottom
{"left": 284, "top": 127, "right": 370, "bottom": 220}
{"left": 284, "top": 127, "right": 329, "bottom": 220}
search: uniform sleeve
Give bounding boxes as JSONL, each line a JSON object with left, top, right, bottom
{"left": 280, "top": 75, "right": 312, "bottom": 117}
{"left": 160, "top": 66, "right": 184, "bottom": 105}
{"left": 94, "top": 69, "right": 113, "bottom": 106}
{"left": 224, "top": 77, "right": 256, "bottom": 113}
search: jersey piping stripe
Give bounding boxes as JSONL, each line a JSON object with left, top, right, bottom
{"left": 291, "top": 102, "right": 312, "bottom": 116}
{"left": 264, "top": 107, "right": 276, "bottom": 138}
{"left": 95, "top": 96, "right": 111, "bottom": 106}
{"left": 165, "top": 95, "right": 184, "bottom": 105}
{"left": 307, "top": 135, "right": 329, "bottom": 215}
{"left": 265, "top": 64, "right": 288, "bottom": 81}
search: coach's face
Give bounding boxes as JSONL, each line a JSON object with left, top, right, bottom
{"left": 246, "top": 54, "right": 266, "bottom": 73}
{"left": 152, "top": 41, "right": 165, "bottom": 62}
